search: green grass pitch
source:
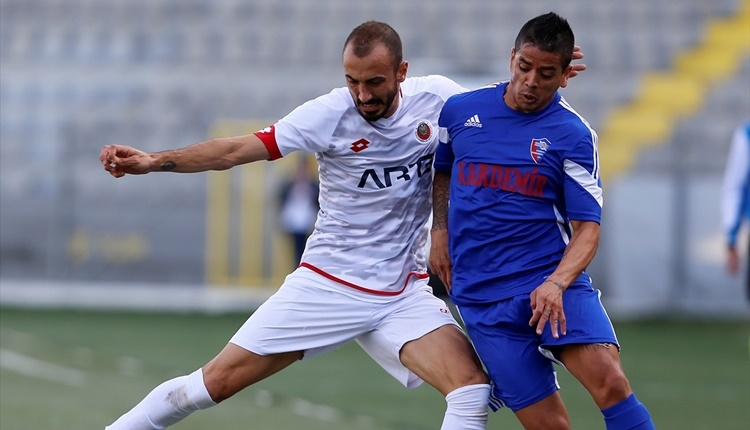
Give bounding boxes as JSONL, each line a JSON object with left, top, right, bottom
{"left": 0, "top": 308, "right": 748, "bottom": 429}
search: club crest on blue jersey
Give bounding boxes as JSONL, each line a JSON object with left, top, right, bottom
{"left": 530, "top": 138, "right": 551, "bottom": 163}
{"left": 415, "top": 120, "right": 433, "bottom": 143}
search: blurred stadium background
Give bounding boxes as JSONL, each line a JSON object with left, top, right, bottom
{"left": 1, "top": 0, "right": 750, "bottom": 316}
{"left": 1, "top": 0, "right": 749, "bottom": 429}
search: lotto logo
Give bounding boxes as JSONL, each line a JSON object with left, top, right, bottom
{"left": 350, "top": 138, "right": 370, "bottom": 152}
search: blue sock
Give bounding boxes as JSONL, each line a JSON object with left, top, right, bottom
{"left": 601, "top": 393, "right": 655, "bottom": 430}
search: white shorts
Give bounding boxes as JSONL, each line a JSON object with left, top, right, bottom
{"left": 229, "top": 267, "right": 460, "bottom": 388}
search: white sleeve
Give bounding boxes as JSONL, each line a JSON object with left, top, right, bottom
{"left": 721, "top": 124, "right": 750, "bottom": 237}
{"left": 405, "top": 75, "right": 466, "bottom": 102}
{"left": 273, "top": 89, "right": 349, "bottom": 157}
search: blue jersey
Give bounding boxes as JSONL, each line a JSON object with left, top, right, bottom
{"left": 435, "top": 82, "right": 602, "bottom": 305}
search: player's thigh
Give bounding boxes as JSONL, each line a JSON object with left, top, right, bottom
{"left": 549, "top": 287, "right": 630, "bottom": 407}
{"left": 357, "top": 289, "right": 484, "bottom": 393}
{"left": 400, "top": 324, "right": 487, "bottom": 395}
{"left": 230, "top": 273, "right": 372, "bottom": 358}
{"left": 460, "top": 297, "right": 559, "bottom": 412}
{"left": 559, "top": 343, "right": 631, "bottom": 408}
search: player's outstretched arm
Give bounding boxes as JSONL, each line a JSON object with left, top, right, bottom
{"left": 100, "top": 134, "right": 271, "bottom": 178}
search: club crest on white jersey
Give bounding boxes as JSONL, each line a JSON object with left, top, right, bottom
{"left": 415, "top": 120, "right": 433, "bottom": 143}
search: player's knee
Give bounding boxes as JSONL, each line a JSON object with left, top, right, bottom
{"left": 465, "top": 367, "right": 490, "bottom": 386}
{"left": 455, "top": 339, "right": 490, "bottom": 387}
{"left": 516, "top": 393, "right": 570, "bottom": 430}
{"left": 201, "top": 366, "right": 240, "bottom": 403}
{"left": 444, "top": 360, "right": 489, "bottom": 391}
{"left": 595, "top": 370, "right": 632, "bottom": 407}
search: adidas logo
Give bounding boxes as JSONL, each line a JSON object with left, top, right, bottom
{"left": 464, "top": 114, "right": 482, "bottom": 128}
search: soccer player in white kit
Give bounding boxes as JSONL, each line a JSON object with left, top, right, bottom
{"left": 99, "top": 21, "right": 492, "bottom": 429}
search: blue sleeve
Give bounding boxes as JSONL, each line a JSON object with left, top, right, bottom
{"left": 563, "top": 134, "right": 603, "bottom": 222}
{"left": 434, "top": 104, "right": 455, "bottom": 173}
{"left": 721, "top": 121, "right": 750, "bottom": 247}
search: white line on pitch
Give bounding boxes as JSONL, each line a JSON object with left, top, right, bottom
{"left": 0, "top": 348, "right": 86, "bottom": 386}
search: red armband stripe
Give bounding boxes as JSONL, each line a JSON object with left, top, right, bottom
{"left": 254, "top": 125, "right": 283, "bottom": 160}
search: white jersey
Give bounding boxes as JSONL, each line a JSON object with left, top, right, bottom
{"left": 255, "top": 75, "right": 463, "bottom": 296}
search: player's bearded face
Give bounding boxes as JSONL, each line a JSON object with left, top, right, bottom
{"left": 352, "top": 82, "right": 399, "bottom": 121}
{"left": 343, "top": 44, "right": 407, "bottom": 121}
{"left": 504, "top": 43, "right": 572, "bottom": 113}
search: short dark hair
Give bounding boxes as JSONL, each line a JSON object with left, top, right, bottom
{"left": 343, "top": 20, "right": 403, "bottom": 69}
{"left": 514, "top": 12, "right": 574, "bottom": 69}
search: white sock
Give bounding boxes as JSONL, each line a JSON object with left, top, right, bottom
{"left": 440, "top": 383, "right": 491, "bottom": 430}
{"left": 105, "top": 368, "right": 217, "bottom": 430}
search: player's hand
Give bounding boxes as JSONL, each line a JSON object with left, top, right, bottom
{"left": 529, "top": 279, "right": 567, "bottom": 339}
{"left": 428, "top": 229, "right": 452, "bottom": 292}
{"left": 727, "top": 246, "right": 740, "bottom": 276}
{"left": 100, "top": 144, "right": 153, "bottom": 178}
{"left": 567, "top": 45, "right": 587, "bottom": 81}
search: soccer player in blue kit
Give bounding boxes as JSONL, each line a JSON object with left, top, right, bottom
{"left": 429, "top": 12, "right": 656, "bottom": 430}
{"left": 721, "top": 120, "right": 750, "bottom": 299}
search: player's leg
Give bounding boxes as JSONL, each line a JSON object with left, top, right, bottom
{"left": 399, "top": 324, "right": 487, "bottom": 394}
{"left": 202, "top": 344, "right": 302, "bottom": 402}
{"left": 460, "top": 295, "right": 571, "bottom": 430}
{"left": 105, "top": 278, "right": 313, "bottom": 430}
{"left": 357, "top": 287, "right": 490, "bottom": 430}
{"left": 512, "top": 393, "right": 569, "bottom": 430}
{"left": 107, "top": 269, "right": 370, "bottom": 429}
{"left": 399, "top": 324, "right": 491, "bottom": 430}
{"left": 553, "top": 287, "right": 655, "bottom": 430}
{"left": 106, "top": 346, "right": 302, "bottom": 430}
{"left": 560, "top": 344, "right": 654, "bottom": 429}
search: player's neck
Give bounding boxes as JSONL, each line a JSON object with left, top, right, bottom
{"left": 383, "top": 88, "right": 404, "bottom": 119}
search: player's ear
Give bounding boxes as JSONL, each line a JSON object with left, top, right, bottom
{"left": 397, "top": 61, "right": 408, "bottom": 83}
{"left": 560, "top": 64, "right": 572, "bottom": 88}
{"left": 509, "top": 48, "right": 516, "bottom": 72}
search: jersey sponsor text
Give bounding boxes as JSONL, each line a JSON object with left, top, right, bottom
{"left": 358, "top": 153, "right": 435, "bottom": 189}
{"left": 456, "top": 161, "right": 547, "bottom": 197}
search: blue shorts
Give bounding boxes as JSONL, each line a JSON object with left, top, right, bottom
{"left": 458, "top": 283, "right": 619, "bottom": 412}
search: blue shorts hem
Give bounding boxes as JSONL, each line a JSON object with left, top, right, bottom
{"left": 506, "top": 386, "right": 559, "bottom": 413}
{"left": 540, "top": 337, "right": 620, "bottom": 353}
